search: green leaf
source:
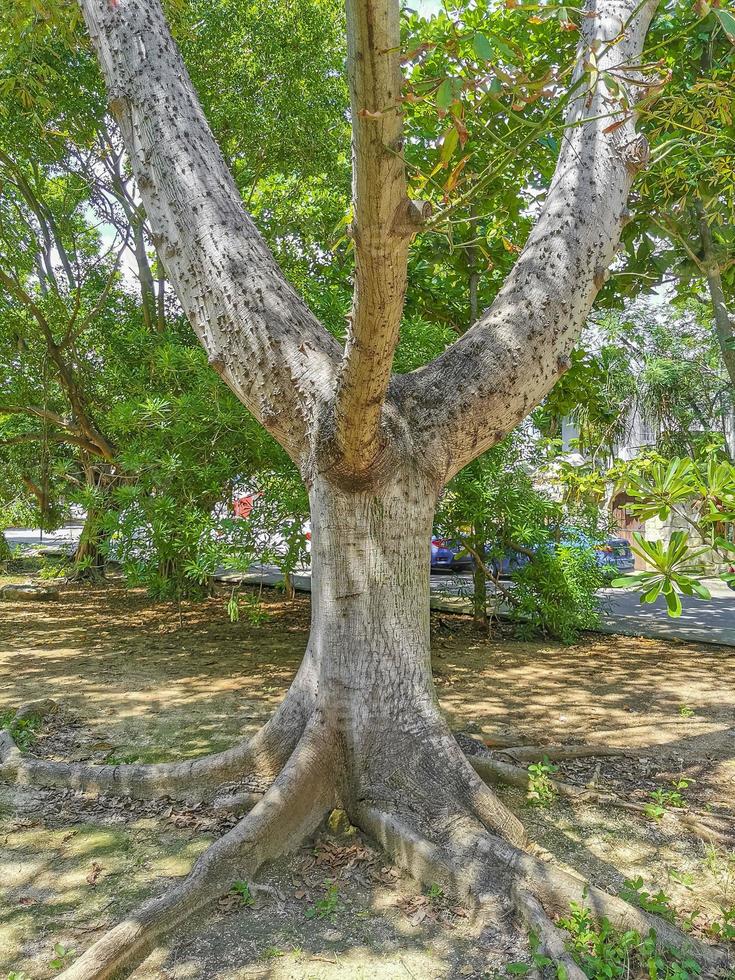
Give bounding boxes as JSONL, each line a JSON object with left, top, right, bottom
{"left": 715, "top": 8, "right": 735, "bottom": 41}
{"left": 506, "top": 965, "right": 531, "bottom": 976}
{"left": 689, "top": 581, "right": 712, "bottom": 600}
{"left": 436, "top": 79, "right": 454, "bottom": 110}
{"left": 472, "top": 32, "right": 494, "bottom": 60}
{"left": 439, "top": 126, "right": 459, "bottom": 163}
{"left": 664, "top": 589, "right": 682, "bottom": 617}
{"left": 611, "top": 573, "right": 647, "bottom": 587}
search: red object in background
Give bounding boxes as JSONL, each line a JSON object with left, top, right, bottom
{"left": 233, "top": 495, "right": 255, "bottom": 519}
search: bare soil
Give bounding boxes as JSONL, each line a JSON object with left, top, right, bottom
{"left": 1, "top": 578, "right": 734, "bottom": 979}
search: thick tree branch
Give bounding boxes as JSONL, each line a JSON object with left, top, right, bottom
{"left": 76, "top": 0, "right": 341, "bottom": 465}
{"left": 393, "top": 0, "right": 658, "bottom": 482}
{"left": 0, "top": 430, "right": 104, "bottom": 456}
{"left": 332, "top": 0, "right": 429, "bottom": 474}
{"left": 0, "top": 269, "right": 116, "bottom": 461}
{"left": 0, "top": 404, "right": 79, "bottom": 432}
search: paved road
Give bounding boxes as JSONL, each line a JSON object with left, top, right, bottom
{"left": 4, "top": 526, "right": 82, "bottom": 551}
{"left": 6, "top": 528, "right": 735, "bottom": 646}
{"left": 217, "top": 564, "right": 735, "bottom": 648}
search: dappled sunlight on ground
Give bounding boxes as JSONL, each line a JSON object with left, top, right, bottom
{"left": 1, "top": 581, "right": 734, "bottom": 977}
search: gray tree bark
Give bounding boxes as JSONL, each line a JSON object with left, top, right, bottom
{"left": 8, "top": 1, "right": 710, "bottom": 977}
{"left": 697, "top": 203, "right": 735, "bottom": 389}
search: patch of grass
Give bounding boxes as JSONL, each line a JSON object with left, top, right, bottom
{"left": 0, "top": 712, "right": 40, "bottom": 750}
{"left": 232, "top": 880, "right": 254, "bottom": 906}
{"left": 305, "top": 880, "right": 342, "bottom": 920}
{"left": 527, "top": 756, "right": 558, "bottom": 806}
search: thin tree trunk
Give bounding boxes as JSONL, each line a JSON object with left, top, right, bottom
{"left": 73, "top": 507, "right": 108, "bottom": 579}
{"left": 0, "top": 532, "right": 11, "bottom": 563}
{"left": 133, "top": 218, "right": 157, "bottom": 332}
{"left": 471, "top": 528, "right": 488, "bottom": 629}
{"left": 698, "top": 204, "right": 735, "bottom": 388}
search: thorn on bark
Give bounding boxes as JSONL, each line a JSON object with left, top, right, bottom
{"left": 557, "top": 355, "right": 571, "bottom": 374}
{"left": 208, "top": 352, "right": 225, "bottom": 374}
{"left": 593, "top": 265, "right": 609, "bottom": 290}
{"left": 621, "top": 134, "right": 650, "bottom": 174}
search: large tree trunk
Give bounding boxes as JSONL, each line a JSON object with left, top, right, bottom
{"left": 293, "top": 468, "right": 515, "bottom": 828}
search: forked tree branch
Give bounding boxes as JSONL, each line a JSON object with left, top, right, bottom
{"left": 75, "top": 0, "right": 341, "bottom": 466}
{"left": 393, "top": 0, "right": 659, "bottom": 483}
{"left": 332, "top": 0, "right": 429, "bottom": 473}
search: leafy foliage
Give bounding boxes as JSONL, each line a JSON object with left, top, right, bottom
{"left": 436, "top": 436, "right": 604, "bottom": 642}
{"left": 612, "top": 452, "right": 735, "bottom": 615}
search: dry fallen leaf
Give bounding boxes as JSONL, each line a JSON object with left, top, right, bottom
{"left": 86, "top": 862, "right": 103, "bottom": 886}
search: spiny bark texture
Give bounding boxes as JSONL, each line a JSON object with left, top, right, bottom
{"left": 77, "top": 0, "right": 655, "bottom": 484}
{"left": 78, "top": 0, "right": 341, "bottom": 465}
{"left": 392, "top": 0, "right": 657, "bottom": 481}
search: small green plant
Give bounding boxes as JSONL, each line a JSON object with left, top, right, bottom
{"left": 646, "top": 778, "right": 693, "bottom": 819}
{"left": 0, "top": 712, "right": 40, "bottom": 751}
{"left": 620, "top": 878, "right": 676, "bottom": 922}
{"left": 557, "top": 902, "right": 702, "bottom": 979}
{"left": 708, "top": 906, "right": 735, "bottom": 942}
{"left": 6, "top": 972, "right": 32, "bottom": 980}
{"left": 260, "top": 946, "right": 285, "bottom": 960}
{"left": 666, "top": 868, "right": 695, "bottom": 890}
{"left": 37, "top": 558, "right": 70, "bottom": 580}
{"left": 527, "top": 756, "right": 558, "bottom": 806}
{"left": 506, "top": 930, "right": 569, "bottom": 976}
{"left": 49, "top": 942, "right": 76, "bottom": 970}
{"left": 678, "top": 704, "right": 695, "bottom": 718}
{"left": 305, "top": 880, "right": 342, "bottom": 919}
{"left": 427, "top": 882, "right": 444, "bottom": 903}
{"left": 232, "top": 880, "right": 254, "bottom": 906}
{"left": 227, "top": 590, "right": 270, "bottom": 626}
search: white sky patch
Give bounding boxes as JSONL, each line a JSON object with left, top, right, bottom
{"left": 412, "top": 0, "right": 443, "bottom": 16}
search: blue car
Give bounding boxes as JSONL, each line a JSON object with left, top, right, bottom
{"left": 556, "top": 530, "right": 635, "bottom": 575}
{"left": 430, "top": 538, "right": 527, "bottom": 576}
{"left": 591, "top": 536, "right": 635, "bottom": 574}
{"left": 430, "top": 538, "right": 474, "bottom": 573}
{"left": 430, "top": 531, "right": 634, "bottom": 578}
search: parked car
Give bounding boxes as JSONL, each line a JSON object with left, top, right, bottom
{"left": 430, "top": 531, "right": 634, "bottom": 578}
{"left": 430, "top": 538, "right": 474, "bottom": 573}
{"left": 592, "top": 536, "right": 635, "bottom": 575}
{"left": 430, "top": 538, "right": 529, "bottom": 577}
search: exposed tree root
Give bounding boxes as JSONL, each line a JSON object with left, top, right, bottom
{"left": 494, "top": 743, "right": 626, "bottom": 764}
{"left": 455, "top": 731, "right": 628, "bottom": 762}
{"left": 3, "top": 702, "right": 732, "bottom": 977}
{"left": 512, "top": 886, "right": 587, "bottom": 980}
{"left": 57, "top": 721, "right": 335, "bottom": 980}
{"left": 355, "top": 805, "right": 731, "bottom": 977}
{"left": 0, "top": 693, "right": 308, "bottom": 802}
{"left": 463, "top": 740, "right": 735, "bottom": 845}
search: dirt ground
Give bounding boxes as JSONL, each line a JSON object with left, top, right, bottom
{"left": 1, "top": 576, "right": 734, "bottom": 979}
